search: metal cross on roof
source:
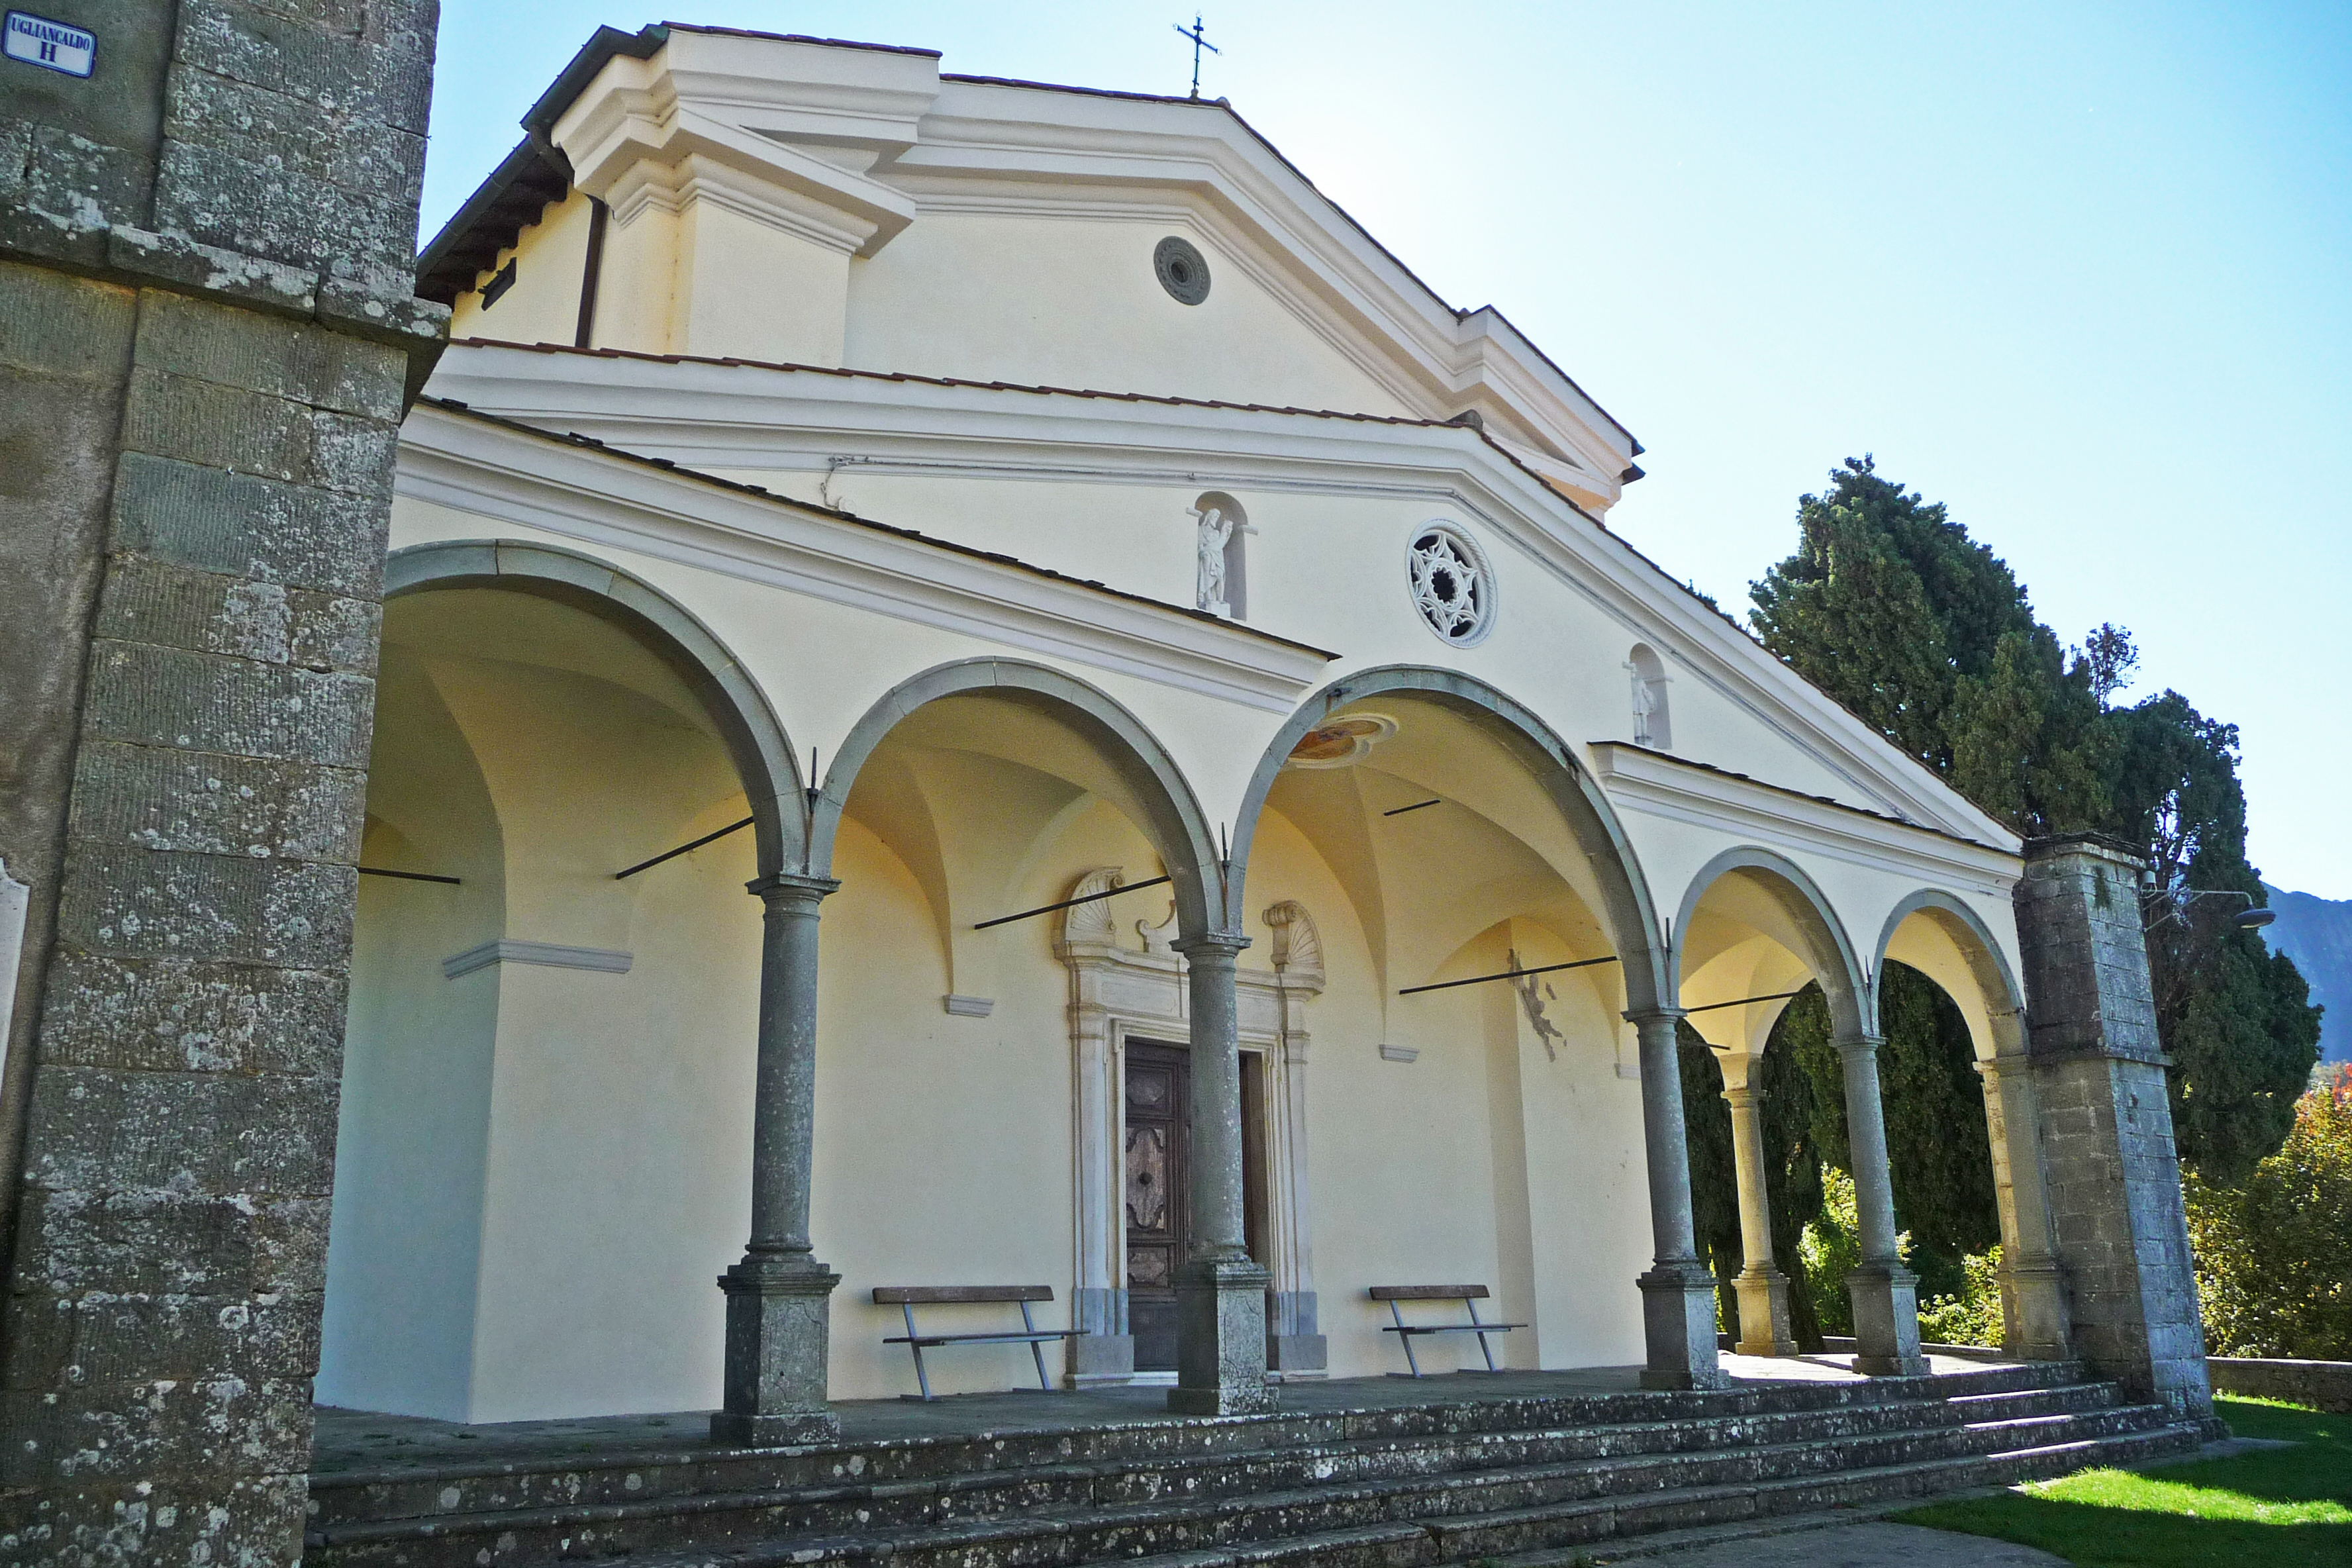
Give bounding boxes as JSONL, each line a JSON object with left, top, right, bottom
{"left": 1172, "top": 15, "right": 1219, "bottom": 100}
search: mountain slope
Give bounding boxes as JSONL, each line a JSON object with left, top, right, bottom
{"left": 2263, "top": 883, "right": 2351, "bottom": 1065}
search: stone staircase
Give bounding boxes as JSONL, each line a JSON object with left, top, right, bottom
{"left": 307, "top": 1363, "right": 2209, "bottom": 1568}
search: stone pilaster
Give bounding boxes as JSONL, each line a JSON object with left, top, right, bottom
{"left": 0, "top": 4, "right": 444, "bottom": 1556}
{"left": 712, "top": 873, "right": 843, "bottom": 1445}
{"left": 1169, "top": 933, "right": 1273, "bottom": 1415}
{"left": 1976, "top": 1052, "right": 2074, "bottom": 1360}
{"left": 1627, "top": 1009, "right": 1730, "bottom": 1390}
{"left": 2016, "top": 836, "right": 2212, "bottom": 1416}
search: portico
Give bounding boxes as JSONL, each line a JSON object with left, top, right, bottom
{"left": 307, "top": 19, "right": 2206, "bottom": 1453}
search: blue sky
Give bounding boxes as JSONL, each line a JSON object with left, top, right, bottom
{"left": 420, "top": 2, "right": 2352, "bottom": 899}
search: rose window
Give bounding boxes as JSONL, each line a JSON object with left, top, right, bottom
{"left": 1408, "top": 524, "right": 1494, "bottom": 646}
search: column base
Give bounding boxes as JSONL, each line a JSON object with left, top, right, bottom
{"left": 1066, "top": 1332, "right": 1136, "bottom": 1387}
{"left": 1268, "top": 1289, "right": 1327, "bottom": 1375}
{"left": 1733, "top": 1267, "right": 1797, "bottom": 1357}
{"left": 1846, "top": 1261, "right": 1928, "bottom": 1377}
{"left": 713, "top": 1255, "right": 840, "bottom": 1446}
{"left": 1638, "top": 1263, "right": 1731, "bottom": 1390}
{"left": 1169, "top": 1257, "right": 1276, "bottom": 1415}
{"left": 709, "top": 1409, "right": 841, "bottom": 1446}
{"left": 1996, "top": 1261, "right": 2073, "bottom": 1361}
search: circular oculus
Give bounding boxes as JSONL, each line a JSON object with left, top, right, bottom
{"left": 1153, "top": 236, "right": 1212, "bottom": 305}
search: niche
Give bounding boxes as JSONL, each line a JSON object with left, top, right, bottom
{"left": 1193, "top": 492, "right": 1251, "bottom": 619}
{"left": 1626, "top": 643, "right": 1672, "bottom": 749}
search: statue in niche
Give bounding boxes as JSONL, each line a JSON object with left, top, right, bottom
{"left": 1628, "top": 663, "right": 1658, "bottom": 747}
{"left": 1195, "top": 505, "right": 1236, "bottom": 617}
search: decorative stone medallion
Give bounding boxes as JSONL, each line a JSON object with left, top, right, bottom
{"left": 1407, "top": 522, "right": 1494, "bottom": 646}
{"left": 1154, "top": 236, "right": 1211, "bottom": 305}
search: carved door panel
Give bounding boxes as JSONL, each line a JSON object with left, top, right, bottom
{"left": 1124, "top": 1040, "right": 1190, "bottom": 1371}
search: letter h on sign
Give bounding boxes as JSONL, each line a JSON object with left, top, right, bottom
{"left": 4, "top": 12, "right": 97, "bottom": 77}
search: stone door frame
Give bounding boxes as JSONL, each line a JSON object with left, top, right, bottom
{"left": 1058, "top": 869, "right": 1326, "bottom": 1383}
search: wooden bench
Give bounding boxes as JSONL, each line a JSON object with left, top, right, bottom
{"left": 1369, "top": 1285, "right": 1526, "bottom": 1377}
{"left": 873, "top": 1285, "right": 1078, "bottom": 1400}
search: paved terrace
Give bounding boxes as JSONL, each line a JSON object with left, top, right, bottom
{"left": 313, "top": 1352, "right": 2018, "bottom": 1477}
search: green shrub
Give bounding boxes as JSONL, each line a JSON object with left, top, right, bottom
{"left": 2188, "top": 1065, "right": 2352, "bottom": 1359}
{"left": 1918, "top": 1244, "right": 2004, "bottom": 1348}
{"left": 1799, "top": 1167, "right": 1866, "bottom": 1336}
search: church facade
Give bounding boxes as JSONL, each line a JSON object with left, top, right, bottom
{"left": 322, "top": 23, "right": 2195, "bottom": 1441}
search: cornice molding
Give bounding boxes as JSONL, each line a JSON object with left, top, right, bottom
{"left": 556, "top": 38, "right": 928, "bottom": 258}
{"left": 521, "top": 30, "right": 1632, "bottom": 482}
{"left": 443, "top": 940, "right": 634, "bottom": 979}
{"left": 1587, "top": 742, "right": 2022, "bottom": 897}
{"left": 420, "top": 343, "right": 2022, "bottom": 849}
{"left": 891, "top": 93, "right": 1632, "bottom": 485}
{"left": 396, "top": 403, "right": 1333, "bottom": 714}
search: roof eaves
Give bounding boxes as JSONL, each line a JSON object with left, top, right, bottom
{"left": 416, "top": 139, "right": 571, "bottom": 306}
{"left": 444, "top": 336, "right": 1485, "bottom": 432}
{"left": 411, "top": 393, "right": 1340, "bottom": 663}
{"left": 1592, "top": 742, "right": 2018, "bottom": 858}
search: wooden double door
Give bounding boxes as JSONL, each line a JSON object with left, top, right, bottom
{"left": 1123, "top": 1039, "right": 1267, "bottom": 1372}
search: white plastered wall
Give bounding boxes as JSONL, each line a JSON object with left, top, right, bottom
{"left": 449, "top": 189, "right": 597, "bottom": 348}
{"left": 844, "top": 212, "right": 1410, "bottom": 415}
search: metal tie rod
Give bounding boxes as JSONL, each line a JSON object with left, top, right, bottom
{"left": 1398, "top": 954, "right": 1620, "bottom": 997}
{"left": 358, "top": 866, "right": 461, "bottom": 885}
{"left": 1383, "top": 798, "right": 1442, "bottom": 817}
{"left": 614, "top": 816, "right": 756, "bottom": 881}
{"left": 975, "top": 874, "right": 1171, "bottom": 930}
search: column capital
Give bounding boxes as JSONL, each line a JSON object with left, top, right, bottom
{"left": 1721, "top": 1082, "right": 1757, "bottom": 1111}
{"left": 1834, "top": 1030, "right": 1886, "bottom": 1059}
{"left": 1172, "top": 929, "right": 1251, "bottom": 961}
{"left": 748, "top": 871, "right": 841, "bottom": 905}
{"left": 1622, "top": 1006, "right": 1687, "bottom": 1030}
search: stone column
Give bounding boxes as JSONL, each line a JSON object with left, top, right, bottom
{"left": 1626, "top": 1008, "right": 1730, "bottom": 1390}
{"left": 712, "top": 872, "right": 843, "bottom": 1446}
{"left": 2015, "top": 836, "right": 2214, "bottom": 1416}
{"left": 1976, "top": 1051, "right": 2073, "bottom": 1360}
{"left": 1722, "top": 1081, "right": 1796, "bottom": 1356}
{"left": 1835, "top": 1032, "right": 1929, "bottom": 1375}
{"left": 1169, "top": 932, "right": 1274, "bottom": 1414}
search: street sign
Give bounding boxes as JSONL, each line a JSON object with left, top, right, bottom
{"left": 4, "top": 11, "right": 94, "bottom": 77}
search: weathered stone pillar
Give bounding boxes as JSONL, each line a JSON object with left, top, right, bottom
{"left": 712, "top": 873, "right": 842, "bottom": 1446}
{"left": 1834, "top": 1030, "right": 1929, "bottom": 1375}
{"left": 1169, "top": 932, "right": 1274, "bottom": 1414}
{"left": 2015, "top": 835, "right": 2213, "bottom": 1416}
{"left": 1722, "top": 1079, "right": 1796, "bottom": 1356}
{"left": 0, "top": 5, "right": 443, "bottom": 1555}
{"left": 1627, "top": 1008, "right": 1730, "bottom": 1389}
{"left": 1975, "top": 1050, "right": 2073, "bottom": 1360}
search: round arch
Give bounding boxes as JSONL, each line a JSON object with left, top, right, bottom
{"left": 1871, "top": 889, "right": 2030, "bottom": 1059}
{"left": 1671, "top": 846, "right": 1871, "bottom": 1040}
{"left": 383, "top": 540, "right": 806, "bottom": 877}
{"left": 1228, "top": 665, "right": 1669, "bottom": 1010}
{"left": 811, "top": 659, "right": 1223, "bottom": 938}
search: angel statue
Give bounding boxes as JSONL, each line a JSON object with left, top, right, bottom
{"left": 1195, "top": 505, "right": 1237, "bottom": 616}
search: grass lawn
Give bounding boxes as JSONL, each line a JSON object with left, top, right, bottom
{"left": 1896, "top": 1395, "right": 2349, "bottom": 1566}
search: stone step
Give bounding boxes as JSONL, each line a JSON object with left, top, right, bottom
{"left": 306, "top": 1399, "right": 2169, "bottom": 1568}
{"left": 309, "top": 1378, "right": 2118, "bottom": 1536}
{"left": 308, "top": 1362, "right": 2097, "bottom": 1530}
{"left": 1081, "top": 1422, "right": 2208, "bottom": 1568}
